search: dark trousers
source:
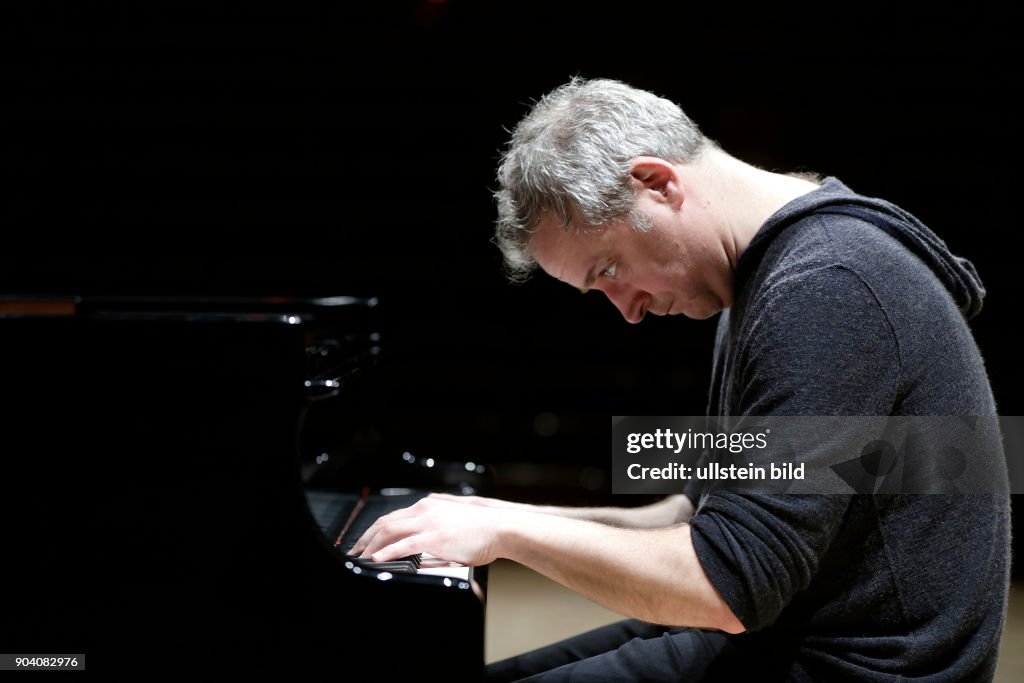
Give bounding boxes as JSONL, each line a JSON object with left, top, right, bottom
{"left": 484, "top": 619, "right": 745, "bottom": 682}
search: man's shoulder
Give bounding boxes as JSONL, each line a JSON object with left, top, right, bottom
{"left": 772, "top": 208, "right": 924, "bottom": 268}
{"left": 752, "top": 210, "right": 946, "bottom": 307}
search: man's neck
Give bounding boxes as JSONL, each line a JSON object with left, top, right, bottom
{"left": 683, "top": 148, "right": 821, "bottom": 269}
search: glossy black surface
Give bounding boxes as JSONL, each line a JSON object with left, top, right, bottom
{"left": 0, "top": 298, "right": 485, "bottom": 675}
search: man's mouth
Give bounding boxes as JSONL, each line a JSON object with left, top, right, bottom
{"left": 652, "top": 298, "right": 674, "bottom": 316}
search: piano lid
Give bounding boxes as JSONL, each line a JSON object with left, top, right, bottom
{"left": 0, "top": 293, "right": 379, "bottom": 323}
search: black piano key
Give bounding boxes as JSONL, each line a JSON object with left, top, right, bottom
{"left": 341, "top": 553, "right": 419, "bottom": 574}
{"left": 362, "top": 560, "right": 417, "bottom": 574}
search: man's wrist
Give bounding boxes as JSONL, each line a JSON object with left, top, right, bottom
{"left": 493, "top": 506, "right": 539, "bottom": 562}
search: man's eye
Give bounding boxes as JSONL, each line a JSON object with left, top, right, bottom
{"left": 601, "top": 263, "right": 617, "bottom": 278}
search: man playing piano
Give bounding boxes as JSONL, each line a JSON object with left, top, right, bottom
{"left": 352, "top": 78, "right": 1010, "bottom": 682}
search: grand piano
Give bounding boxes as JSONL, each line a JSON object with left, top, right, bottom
{"left": 0, "top": 295, "right": 487, "bottom": 675}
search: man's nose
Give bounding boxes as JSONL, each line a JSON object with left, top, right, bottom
{"left": 599, "top": 283, "right": 648, "bottom": 324}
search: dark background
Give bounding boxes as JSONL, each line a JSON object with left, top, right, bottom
{"left": 4, "top": 3, "right": 1020, "bottom": 516}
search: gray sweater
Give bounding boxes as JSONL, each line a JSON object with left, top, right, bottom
{"left": 687, "top": 178, "right": 1011, "bottom": 682}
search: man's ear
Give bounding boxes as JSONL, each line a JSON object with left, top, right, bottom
{"left": 629, "top": 157, "right": 683, "bottom": 209}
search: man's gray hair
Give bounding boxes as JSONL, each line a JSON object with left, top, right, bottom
{"left": 494, "top": 77, "right": 709, "bottom": 281}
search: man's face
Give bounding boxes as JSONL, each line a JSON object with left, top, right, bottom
{"left": 530, "top": 205, "right": 729, "bottom": 323}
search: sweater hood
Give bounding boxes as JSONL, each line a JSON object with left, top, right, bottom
{"left": 740, "top": 177, "right": 986, "bottom": 319}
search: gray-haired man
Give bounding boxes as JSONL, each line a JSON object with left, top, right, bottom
{"left": 354, "top": 78, "right": 1010, "bottom": 682}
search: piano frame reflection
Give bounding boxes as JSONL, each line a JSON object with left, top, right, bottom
{"left": 0, "top": 294, "right": 486, "bottom": 676}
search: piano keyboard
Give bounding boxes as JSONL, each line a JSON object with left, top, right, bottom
{"left": 305, "top": 488, "right": 471, "bottom": 580}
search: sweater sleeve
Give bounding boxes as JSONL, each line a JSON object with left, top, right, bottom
{"left": 690, "top": 264, "right": 900, "bottom": 631}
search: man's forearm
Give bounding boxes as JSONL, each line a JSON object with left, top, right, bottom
{"left": 531, "top": 494, "right": 694, "bottom": 528}
{"left": 495, "top": 510, "right": 743, "bottom": 633}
